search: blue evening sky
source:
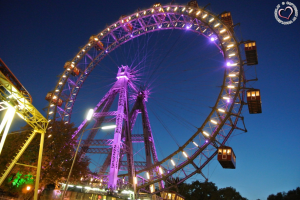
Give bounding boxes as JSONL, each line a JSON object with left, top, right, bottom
{"left": 1, "top": 0, "right": 299, "bottom": 199}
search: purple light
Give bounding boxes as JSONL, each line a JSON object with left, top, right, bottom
{"left": 186, "top": 26, "right": 190, "bottom": 29}
{"left": 131, "top": 34, "right": 133, "bottom": 37}
{"left": 105, "top": 50, "right": 108, "bottom": 53}
{"left": 205, "top": 140, "right": 208, "bottom": 143}
{"left": 227, "top": 62, "right": 231, "bottom": 66}
{"left": 159, "top": 26, "right": 162, "bottom": 28}
{"left": 210, "top": 37, "right": 215, "bottom": 41}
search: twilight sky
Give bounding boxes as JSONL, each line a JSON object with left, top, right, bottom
{"left": 1, "top": 0, "right": 300, "bottom": 199}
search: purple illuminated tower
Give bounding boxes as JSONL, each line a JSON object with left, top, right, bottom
{"left": 108, "top": 66, "right": 131, "bottom": 188}
{"left": 74, "top": 65, "right": 162, "bottom": 191}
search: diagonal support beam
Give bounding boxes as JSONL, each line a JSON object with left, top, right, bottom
{"left": 0, "top": 107, "right": 15, "bottom": 155}
{"left": 79, "top": 92, "right": 117, "bottom": 160}
{"left": 99, "top": 153, "right": 112, "bottom": 175}
{"left": 73, "top": 88, "right": 117, "bottom": 139}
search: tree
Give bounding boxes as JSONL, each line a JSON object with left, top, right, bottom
{"left": 165, "top": 180, "right": 248, "bottom": 200}
{"left": 267, "top": 187, "right": 300, "bottom": 200}
{"left": 285, "top": 187, "right": 300, "bottom": 200}
{"left": 0, "top": 121, "right": 90, "bottom": 195}
{"left": 189, "top": 180, "right": 219, "bottom": 200}
{"left": 218, "top": 187, "right": 247, "bottom": 200}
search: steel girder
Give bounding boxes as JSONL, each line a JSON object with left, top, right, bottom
{"left": 80, "top": 135, "right": 144, "bottom": 146}
{"left": 86, "top": 148, "right": 111, "bottom": 154}
{"left": 119, "top": 161, "right": 147, "bottom": 171}
{"left": 81, "top": 139, "right": 113, "bottom": 146}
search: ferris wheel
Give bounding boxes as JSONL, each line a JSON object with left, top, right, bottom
{"left": 45, "top": 0, "right": 261, "bottom": 196}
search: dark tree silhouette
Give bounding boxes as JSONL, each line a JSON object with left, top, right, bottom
{"left": 218, "top": 187, "right": 247, "bottom": 200}
{"left": 188, "top": 181, "right": 219, "bottom": 200}
{"left": 167, "top": 180, "right": 248, "bottom": 200}
{"left": 267, "top": 187, "right": 300, "bottom": 200}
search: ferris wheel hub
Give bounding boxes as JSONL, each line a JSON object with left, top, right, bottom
{"left": 116, "top": 65, "right": 132, "bottom": 80}
{"left": 138, "top": 90, "right": 150, "bottom": 102}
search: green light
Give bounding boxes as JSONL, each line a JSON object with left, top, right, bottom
{"left": 9, "top": 172, "right": 34, "bottom": 188}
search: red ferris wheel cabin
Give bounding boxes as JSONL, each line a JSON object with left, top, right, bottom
{"left": 221, "top": 12, "right": 233, "bottom": 30}
{"left": 218, "top": 146, "right": 236, "bottom": 169}
{"left": 244, "top": 41, "right": 258, "bottom": 65}
{"left": 247, "top": 89, "right": 262, "bottom": 114}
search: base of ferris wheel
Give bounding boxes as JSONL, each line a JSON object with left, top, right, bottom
{"left": 56, "top": 187, "right": 183, "bottom": 200}
{"left": 57, "top": 185, "right": 168, "bottom": 200}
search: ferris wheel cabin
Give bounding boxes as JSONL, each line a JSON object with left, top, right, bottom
{"left": 244, "top": 41, "right": 258, "bottom": 65}
{"left": 89, "top": 35, "right": 104, "bottom": 51}
{"left": 187, "top": 0, "right": 199, "bottom": 8}
{"left": 153, "top": 3, "right": 166, "bottom": 21}
{"left": 218, "top": 146, "right": 236, "bottom": 169}
{"left": 119, "top": 15, "right": 133, "bottom": 32}
{"left": 220, "top": 12, "right": 233, "bottom": 30}
{"left": 64, "top": 61, "right": 80, "bottom": 76}
{"left": 45, "top": 92, "right": 63, "bottom": 107}
{"left": 247, "top": 89, "right": 262, "bottom": 114}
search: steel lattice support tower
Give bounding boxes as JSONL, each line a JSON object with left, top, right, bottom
{"left": 129, "top": 91, "right": 164, "bottom": 190}
{"left": 74, "top": 66, "right": 135, "bottom": 190}
{"left": 108, "top": 66, "right": 131, "bottom": 188}
{"left": 74, "top": 66, "right": 164, "bottom": 192}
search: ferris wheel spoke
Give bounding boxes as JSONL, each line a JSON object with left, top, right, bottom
{"left": 144, "top": 32, "right": 185, "bottom": 86}
{"left": 148, "top": 104, "right": 180, "bottom": 147}
{"left": 147, "top": 64, "right": 222, "bottom": 92}
{"left": 150, "top": 96, "right": 208, "bottom": 117}
{"left": 149, "top": 98, "right": 199, "bottom": 131}
{"left": 151, "top": 90, "right": 213, "bottom": 109}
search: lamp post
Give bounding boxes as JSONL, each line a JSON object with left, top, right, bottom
{"left": 61, "top": 109, "right": 94, "bottom": 200}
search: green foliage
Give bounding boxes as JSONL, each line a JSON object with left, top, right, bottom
{"left": 9, "top": 172, "right": 34, "bottom": 188}
{"left": 0, "top": 171, "right": 34, "bottom": 196}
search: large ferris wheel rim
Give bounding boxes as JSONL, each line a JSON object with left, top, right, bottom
{"left": 46, "top": 3, "right": 245, "bottom": 190}
{"left": 47, "top": 3, "right": 241, "bottom": 122}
